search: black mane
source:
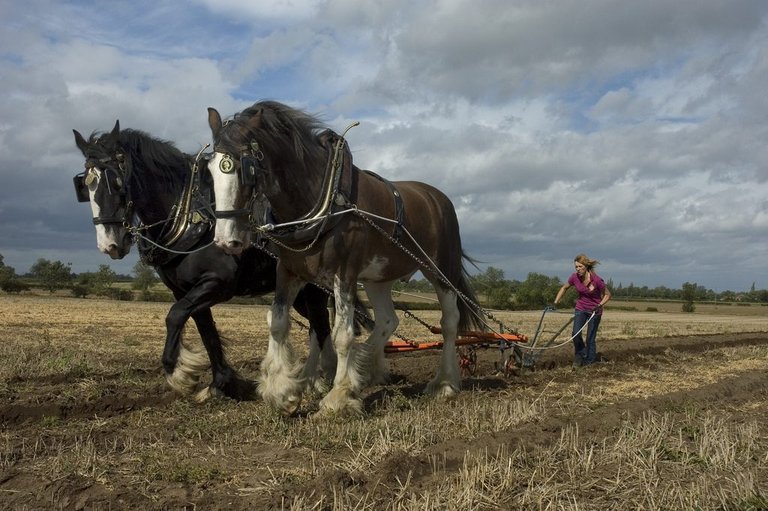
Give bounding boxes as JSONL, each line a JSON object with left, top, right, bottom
{"left": 118, "top": 129, "right": 190, "bottom": 195}
{"left": 216, "top": 101, "right": 327, "bottom": 170}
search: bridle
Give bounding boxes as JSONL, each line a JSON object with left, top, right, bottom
{"left": 73, "top": 152, "right": 134, "bottom": 227}
{"left": 210, "top": 121, "right": 359, "bottom": 227}
{"left": 211, "top": 139, "right": 264, "bottom": 220}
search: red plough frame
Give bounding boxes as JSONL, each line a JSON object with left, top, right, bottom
{"left": 384, "top": 326, "right": 528, "bottom": 353}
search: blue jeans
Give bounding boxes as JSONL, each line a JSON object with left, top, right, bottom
{"left": 573, "top": 310, "right": 602, "bottom": 365}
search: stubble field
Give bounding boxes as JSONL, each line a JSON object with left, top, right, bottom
{"left": 1, "top": 294, "right": 767, "bottom": 510}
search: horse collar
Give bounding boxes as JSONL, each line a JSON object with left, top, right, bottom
{"left": 136, "top": 153, "right": 216, "bottom": 265}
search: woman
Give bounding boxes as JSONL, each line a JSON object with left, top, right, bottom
{"left": 554, "top": 254, "right": 612, "bottom": 367}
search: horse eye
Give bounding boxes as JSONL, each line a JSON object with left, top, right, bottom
{"left": 115, "top": 176, "right": 123, "bottom": 188}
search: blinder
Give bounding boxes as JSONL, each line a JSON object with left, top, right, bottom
{"left": 215, "top": 142, "right": 263, "bottom": 187}
{"left": 73, "top": 173, "right": 90, "bottom": 202}
{"left": 72, "top": 165, "right": 126, "bottom": 203}
{"left": 73, "top": 156, "right": 131, "bottom": 225}
{"left": 239, "top": 154, "right": 259, "bottom": 186}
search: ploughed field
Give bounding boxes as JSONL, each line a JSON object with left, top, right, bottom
{"left": 1, "top": 295, "right": 767, "bottom": 510}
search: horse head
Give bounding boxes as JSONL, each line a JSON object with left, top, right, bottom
{"left": 206, "top": 102, "right": 330, "bottom": 255}
{"left": 73, "top": 120, "right": 133, "bottom": 259}
{"left": 206, "top": 107, "right": 262, "bottom": 255}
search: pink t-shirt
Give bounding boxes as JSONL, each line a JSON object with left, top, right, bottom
{"left": 568, "top": 272, "right": 606, "bottom": 314}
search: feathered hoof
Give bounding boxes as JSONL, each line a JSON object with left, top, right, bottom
{"left": 304, "top": 377, "right": 331, "bottom": 397}
{"left": 193, "top": 385, "right": 225, "bottom": 404}
{"left": 259, "top": 374, "right": 304, "bottom": 416}
{"left": 425, "top": 379, "right": 460, "bottom": 400}
{"left": 368, "top": 371, "right": 394, "bottom": 386}
{"left": 368, "top": 358, "right": 390, "bottom": 386}
{"left": 220, "top": 375, "right": 258, "bottom": 402}
{"left": 164, "top": 343, "right": 210, "bottom": 396}
{"left": 165, "top": 370, "right": 199, "bottom": 396}
{"left": 317, "top": 388, "right": 363, "bottom": 417}
{"left": 263, "top": 392, "right": 302, "bottom": 416}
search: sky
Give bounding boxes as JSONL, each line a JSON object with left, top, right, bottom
{"left": 1, "top": 0, "right": 767, "bottom": 292}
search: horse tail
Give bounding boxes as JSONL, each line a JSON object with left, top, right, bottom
{"left": 457, "top": 250, "right": 487, "bottom": 333}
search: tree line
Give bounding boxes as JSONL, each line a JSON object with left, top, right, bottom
{"left": 399, "top": 267, "right": 768, "bottom": 310}
{"left": 2, "top": 254, "right": 767, "bottom": 310}
{"left": 0, "top": 254, "right": 159, "bottom": 300}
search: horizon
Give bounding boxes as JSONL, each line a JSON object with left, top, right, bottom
{"left": 4, "top": 254, "right": 764, "bottom": 295}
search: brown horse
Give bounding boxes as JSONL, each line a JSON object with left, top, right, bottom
{"left": 206, "top": 101, "right": 484, "bottom": 415}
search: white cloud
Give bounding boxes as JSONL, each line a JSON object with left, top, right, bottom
{"left": 1, "top": 0, "right": 767, "bottom": 292}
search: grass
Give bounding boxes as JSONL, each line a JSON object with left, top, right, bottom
{"left": 1, "top": 295, "right": 767, "bottom": 509}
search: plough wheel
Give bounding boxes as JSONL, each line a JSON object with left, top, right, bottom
{"left": 458, "top": 347, "right": 477, "bottom": 378}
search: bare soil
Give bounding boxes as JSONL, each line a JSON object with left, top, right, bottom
{"left": 1, "top": 297, "right": 767, "bottom": 510}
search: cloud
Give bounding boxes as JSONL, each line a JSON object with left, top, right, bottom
{"left": 1, "top": 0, "right": 767, "bottom": 292}
{"left": 192, "top": 0, "right": 325, "bottom": 22}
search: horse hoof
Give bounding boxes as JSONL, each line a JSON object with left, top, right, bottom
{"left": 262, "top": 393, "right": 301, "bottom": 416}
{"left": 313, "top": 406, "right": 361, "bottom": 419}
{"left": 193, "top": 385, "right": 228, "bottom": 403}
{"left": 367, "top": 370, "right": 392, "bottom": 386}
{"left": 279, "top": 395, "right": 301, "bottom": 416}
{"left": 259, "top": 369, "right": 305, "bottom": 415}
{"left": 318, "top": 390, "right": 363, "bottom": 417}
{"left": 165, "top": 372, "right": 198, "bottom": 396}
{"left": 425, "top": 381, "right": 459, "bottom": 400}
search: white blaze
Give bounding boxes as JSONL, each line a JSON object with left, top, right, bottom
{"left": 208, "top": 152, "right": 249, "bottom": 251}
{"left": 87, "top": 168, "right": 121, "bottom": 255}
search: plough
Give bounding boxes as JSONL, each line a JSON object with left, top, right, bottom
{"left": 384, "top": 327, "right": 528, "bottom": 352}
{"left": 384, "top": 306, "right": 576, "bottom": 377}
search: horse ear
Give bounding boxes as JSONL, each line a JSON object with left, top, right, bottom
{"left": 73, "top": 129, "right": 88, "bottom": 154}
{"left": 110, "top": 120, "right": 120, "bottom": 137}
{"left": 208, "top": 107, "right": 222, "bottom": 134}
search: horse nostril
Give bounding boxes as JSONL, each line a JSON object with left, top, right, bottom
{"left": 228, "top": 240, "right": 243, "bottom": 249}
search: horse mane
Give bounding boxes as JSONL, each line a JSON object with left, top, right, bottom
{"left": 216, "top": 100, "right": 328, "bottom": 169}
{"left": 118, "top": 129, "right": 190, "bottom": 194}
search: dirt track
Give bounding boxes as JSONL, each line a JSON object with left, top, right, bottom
{"left": 2, "top": 325, "right": 768, "bottom": 509}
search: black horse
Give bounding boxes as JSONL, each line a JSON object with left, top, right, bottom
{"left": 73, "top": 121, "right": 351, "bottom": 402}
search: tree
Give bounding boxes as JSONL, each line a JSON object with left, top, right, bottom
{"left": 472, "top": 266, "right": 515, "bottom": 309}
{"left": 681, "top": 282, "right": 697, "bottom": 313}
{"left": 132, "top": 261, "right": 159, "bottom": 296}
{"left": 514, "top": 272, "right": 565, "bottom": 310}
{"left": 0, "top": 255, "right": 15, "bottom": 285}
{"left": 92, "top": 264, "right": 117, "bottom": 295}
{"left": 0, "top": 254, "right": 29, "bottom": 293}
{"left": 74, "top": 264, "right": 118, "bottom": 296}
{"left": 29, "top": 258, "right": 73, "bottom": 293}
